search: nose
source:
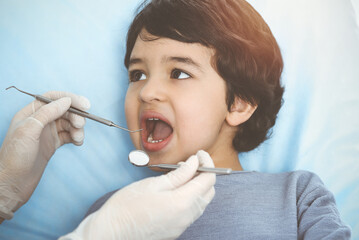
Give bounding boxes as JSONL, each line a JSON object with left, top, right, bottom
{"left": 139, "top": 77, "right": 167, "bottom": 103}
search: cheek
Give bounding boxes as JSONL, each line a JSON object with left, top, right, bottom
{"left": 175, "top": 87, "right": 227, "bottom": 146}
{"left": 125, "top": 88, "right": 141, "bottom": 147}
{"left": 125, "top": 88, "right": 138, "bottom": 126}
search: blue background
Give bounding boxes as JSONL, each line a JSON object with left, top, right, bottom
{"left": 1, "top": 0, "right": 359, "bottom": 239}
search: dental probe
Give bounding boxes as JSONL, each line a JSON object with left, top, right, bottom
{"left": 6, "top": 86, "right": 142, "bottom": 133}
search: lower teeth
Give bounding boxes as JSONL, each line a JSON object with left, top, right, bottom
{"left": 147, "top": 133, "right": 164, "bottom": 143}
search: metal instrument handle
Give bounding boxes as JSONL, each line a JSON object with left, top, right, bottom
{"left": 149, "top": 164, "right": 232, "bottom": 175}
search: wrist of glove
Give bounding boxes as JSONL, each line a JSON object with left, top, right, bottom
{"left": 60, "top": 150, "right": 216, "bottom": 240}
{"left": 0, "top": 184, "right": 22, "bottom": 220}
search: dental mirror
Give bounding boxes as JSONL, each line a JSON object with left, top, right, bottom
{"left": 129, "top": 150, "right": 150, "bottom": 167}
{"left": 128, "top": 150, "right": 232, "bottom": 175}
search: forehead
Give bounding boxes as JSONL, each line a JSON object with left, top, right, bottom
{"left": 130, "top": 30, "right": 214, "bottom": 63}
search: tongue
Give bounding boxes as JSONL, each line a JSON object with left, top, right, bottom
{"left": 152, "top": 120, "right": 173, "bottom": 140}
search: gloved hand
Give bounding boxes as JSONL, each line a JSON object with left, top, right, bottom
{"left": 60, "top": 150, "right": 216, "bottom": 240}
{"left": 0, "top": 91, "right": 90, "bottom": 220}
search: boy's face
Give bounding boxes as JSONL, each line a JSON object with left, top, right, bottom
{"left": 125, "top": 30, "right": 236, "bottom": 166}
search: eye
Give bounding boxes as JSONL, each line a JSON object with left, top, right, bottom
{"left": 129, "top": 70, "right": 147, "bottom": 82}
{"left": 171, "top": 69, "right": 191, "bottom": 79}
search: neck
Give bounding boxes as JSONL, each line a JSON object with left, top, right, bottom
{"left": 208, "top": 124, "right": 243, "bottom": 171}
{"left": 211, "top": 148, "right": 242, "bottom": 171}
{"left": 208, "top": 122, "right": 243, "bottom": 171}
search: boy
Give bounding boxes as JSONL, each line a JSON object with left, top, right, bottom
{"left": 86, "top": 0, "right": 351, "bottom": 238}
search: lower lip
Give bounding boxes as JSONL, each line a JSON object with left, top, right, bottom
{"left": 141, "top": 133, "right": 173, "bottom": 152}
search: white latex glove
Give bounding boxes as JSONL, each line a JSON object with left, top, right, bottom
{"left": 60, "top": 150, "right": 216, "bottom": 240}
{"left": 0, "top": 91, "right": 90, "bottom": 220}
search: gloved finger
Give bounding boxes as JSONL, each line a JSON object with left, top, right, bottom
{"left": 13, "top": 91, "right": 90, "bottom": 121}
{"left": 70, "top": 128, "right": 85, "bottom": 145}
{"left": 23, "top": 97, "right": 72, "bottom": 138}
{"left": 43, "top": 91, "right": 91, "bottom": 111}
{"left": 63, "top": 112, "right": 86, "bottom": 129}
{"left": 58, "top": 131, "right": 74, "bottom": 146}
{"left": 57, "top": 131, "right": 84, "bottom": 146}
{"left": 173, "top": 184, "right": 216, "bottom": 230}
{"left": 176, "top": 169, "right": 216, "bottom": 200}
{"left": 191, "top": 186, "right": 216, "bottom": 223}
{"left": 56, "top": 118, "right": 72, "bottom": 133}
{"left": 43, "top": 91, "right": 89, "bottom": 128}
{"left": 196, "top": 150, "right": 215, "bottom": 168}
{"left": 155, "top": 155, "right": 199, "bottom": 191}
{"left": 202, "top": 186, "right": 216, "bottom": 205}
{"left": 192, "top": 186, "right": 216, "bottom": 220}
{"left": 56, "top": 119, "right": 85, "bottom": 145}
{"left": 176, "top": 150, "right": 215, "bottom": 195}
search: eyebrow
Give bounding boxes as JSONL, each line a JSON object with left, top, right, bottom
{"left": 129, "top": 56, "right": 204, "bottom": 72}
{"left": 128, "top": 58, "right": 143, "bottom": 67}
{"left": 164, "top": 56, "right": 203, "bottom": 71}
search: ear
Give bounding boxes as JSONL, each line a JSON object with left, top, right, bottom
{"left": 226, "top": 97, "right": 257, "bottom": 127}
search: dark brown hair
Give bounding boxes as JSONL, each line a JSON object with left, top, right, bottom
{"left": 124, "top": 0, "right": 284, "bottom": 152}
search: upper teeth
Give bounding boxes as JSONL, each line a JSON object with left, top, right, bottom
{"left": 148, "top": 118, "right": 159, "bottom": 121}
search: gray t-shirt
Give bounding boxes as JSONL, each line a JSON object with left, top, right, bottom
{"left": 85, "top": 170, "right": 351, "bottom": 239}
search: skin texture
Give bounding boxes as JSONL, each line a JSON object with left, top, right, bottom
{"left": 125, "top": 30, "right": 256, "bottom": 170}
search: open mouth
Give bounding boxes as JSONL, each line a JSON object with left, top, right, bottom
{"left": 141, "top": 112, "right": 174, "bottom": 152}
{"left": 146, "top": 118, "right": 173, "bottom": 143}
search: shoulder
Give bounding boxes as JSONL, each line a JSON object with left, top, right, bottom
{"left": 219, "top": 170, "right": 321, "bottom": 186}
{"left": 286, "top": 170, "right": 324, "bottom": 188}
{"left": 215, "top": 170, "right": 325, "bottom": 200}
{"left": 284, "top": 170, "right": 330, "bottom": 202}
{"left": 287, "top": 169, "right": 323, "bottom": 183}
{"left": 287, "top": 171, "right": 352, "bottom": 239}
{"left": 270, "top": 170, "right": 334, "bottom": 203}
{"left": 221, "top": 170, "right": 333, "bottom": 204}
{"left": 250, "top": 170, "right": 351, "bottom": 238}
